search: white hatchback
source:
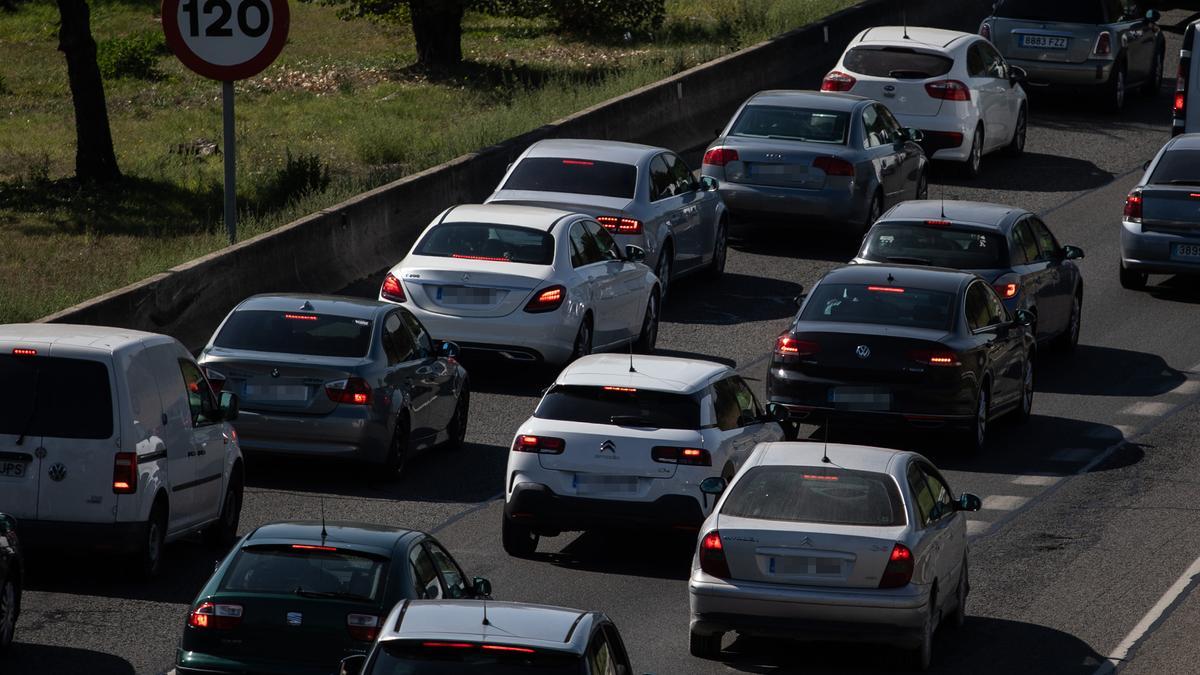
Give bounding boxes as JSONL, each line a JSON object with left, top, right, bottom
{"left": 501, "top": 354, "right": 783, "bottom": 556}
{"left": 823, "top": 26, "right": 1028, "bottom": 178}
{"left": 379, "top": 204, "right": 660, "bottom": 366}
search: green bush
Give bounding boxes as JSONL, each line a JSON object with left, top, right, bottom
{"left": 496, "top": 0, "right": 665, "bottom": 36}
{"left": 96, "top": 32, "right": 166, "bottom": 80}
{"left": 251, "top": 151, "right": 332, "bottom": 212}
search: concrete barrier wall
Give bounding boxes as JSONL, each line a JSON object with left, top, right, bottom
{"left": 41, "top": 0, "right": 993, "bottom": 349}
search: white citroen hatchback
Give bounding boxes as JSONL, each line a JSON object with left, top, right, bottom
{"left": 501, "top": 354, "right": 783, "bottom": 556}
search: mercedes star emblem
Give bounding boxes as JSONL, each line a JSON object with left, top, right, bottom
{"left": 856, "top": 345, "right": 872, "bottom": 359}
{"left": 462, "top": 273, "right": 471, "bottom": 282}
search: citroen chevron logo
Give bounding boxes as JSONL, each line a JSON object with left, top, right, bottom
{"left": 600, "top": 439, "right": 616, "bottom": 454}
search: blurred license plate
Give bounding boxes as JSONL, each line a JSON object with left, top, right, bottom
{"left": 1021, "top": 35, "right": 1067, "bottom": 49}
{"left": 749, "top": 164, "right": 805, "bottom": 178}
{"left": 1171, "top": 243, "right": 1200, "bottom": 260}
{"left": 772, "top": 556, "right": 842, "bottom": 575}
{"left": 574, "top": 474, "right": 638, "bottom": 495}
{"left": 437, "top": 286, "right": 494, "bottom": 304}
{"left": 0, "top": 462, "right": 26, "bottom": 478}
{"left": 245, "top": 384, "right": 308, "bottom": 401}
{"left": 829, "top": 387, "right": 891, "bottom": 410}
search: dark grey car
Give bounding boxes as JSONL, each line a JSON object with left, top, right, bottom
{"left": 855, "top": 200, "right": 1085, "bottom": 349}
{"left": 981, "top": 0, "right": 1165, "bottom": 111}
{"left": 199, "top": 294, "right": 469, "bottom": 478}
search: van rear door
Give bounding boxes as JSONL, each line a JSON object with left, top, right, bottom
{"left": 0, "top": 350, "right": 47, "bottom": 521}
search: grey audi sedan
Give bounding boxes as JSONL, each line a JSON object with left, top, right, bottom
{"left": 199, "top": 294, "right": 469, "bottom": 479}
{"left": 701, "top": 90, "right": 927, "bottom": 235}
{"left": 1120, "top": 133, "right": 1200, "bottom": 289}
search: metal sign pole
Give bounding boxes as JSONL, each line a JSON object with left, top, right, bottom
{"left": 222, "top": 79, "right": 236, "bottom": 244}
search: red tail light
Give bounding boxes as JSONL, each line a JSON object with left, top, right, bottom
{"left": 702, "top": 147, "right": 739, "bottom": 167}
{"left": 1176, "top": 90, "right": 1186, "bottom": 116}
{"left": 1175, "top": 60, "right": 1188, "bottom": 124}
{"left": 821, "top": 70, "right": 856, "bottom": 92}
{"left": 11, "top": 348, "right": 36, "bottom": 356}
{"left": 879, "top": 543, "right": 914, "bottom": 588}
{"left": 113, "top": 451, "right": 138, "bottom": 494}
{"left": 1094, "top": 31, "right": 1111, "bottom": 56}
{"left": 699, "top": 531, "right": 732, "bottom": 578}
{"left": 775, "top": 335, "right": 819, "bottom": 359}
{"left": 909, "top": 350, "right": 961, "bottom": 367}
{"left": 812, "top": 156, "right": 854, "bottom": 178}
{"left": 524, "top": 285, "right": 566, "bottom": 313}
{"left": 924, "top": 219, "right": 952, "bottom": 227}
{"left": 381, "top": 273, "right": 406, "bottom": 303}
{"left": 326, "top": 377, "right": 372, "bottom": 405}
{"left": 651, "top": 446, "right": 712, "bottom": 467}
{"left": 188, "top": 601, "right": 243, "bottom": 630}
{"left": 347, "top": 613, "right": 381, "bottom": 642}
{"left": 925, "top": 79, "right": 970, "bottom": 101}
{"left": 1124, "top": 190, "right": 1143, "bottom": 223}
{"left": 512, "top": 435, "right": 565, "bottom": 455}
{"left": 993, "top": 282, "right": 1019, "bottom": 299}
{"left": 979, "top": 22, "right": 991, "bottom": 40}
{"left": 596, "top": 216, "right": 643, "bottom": 234}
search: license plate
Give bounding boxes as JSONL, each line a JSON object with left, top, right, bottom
{"left": 437, "top": 286, "right": 495, "bottom": 304}
{"left": 245, "top": 384, "right": 308, "bottom": 401}
{"left": 1021, "top": 34, "right": 1068, "bottom": 49}
{"left": 749, "top": 164, "right": 806, "bottom": 178}
{"left": 0, "top": 461, "right": 27, "bottom": 478}
{"left": 573, "top": 474, "right": 638, "bottom": 495}
{"left": 829, "top": 387, "right": 891, "bottom": 411}
{"left": 770, "top": 556, "right": 842, "bottom": 575}
{"left": 1171, "top": 243, "right": 1200, "bottom": 260}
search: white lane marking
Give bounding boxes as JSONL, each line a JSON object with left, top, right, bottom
{"left": 1012, "top": 475, "right": 1060, "bottom": 487}
{"left": 966, "top": 520, "right": 990, "bottom": 536}
{"left": 1051, "top": 448, "right": 1095, "bottom": 463}
{"left": 982, "top": 495, "right": 1029, "bottom": 511}
{"left": 1092, "top": 554, "right": 1200, "bottom": 675}
{"left": 1122, "top": 401, "right": 1175, "bottom": 416}
{"left": 1171, "top": 380, "right": 1200, "bottom": 395}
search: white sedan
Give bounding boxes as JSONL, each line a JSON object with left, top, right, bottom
{"left": 823, "top": 25, "right": 1028, "bottom": 178}
{"left": 378, "top": 204, "right": 661, "bottom": 366}
{"left": 688, "top": 441, "right": 982, "bottom": 670}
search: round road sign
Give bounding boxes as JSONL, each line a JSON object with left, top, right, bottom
{"left": 161, "top": 0, "right": 290, "bottom": 81}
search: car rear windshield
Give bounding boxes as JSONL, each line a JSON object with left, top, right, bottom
{"left": 860, "top": 223, "right": 1007, "bottom": 269}
{"left": 220, "top": 545, "right": 388, "bottom": 601}
{"left": 721, "top": 466, "right": 906, "bottom": 527}
{"left": 366, "top": 641, "right": 580, "bottom": 674}
{"left": 730, "top": 105, "right": 850, "bottom": 144}
{"left": 0, "top": 355, "right": 113, "bottom": 439}
{"left": 413, "top": 222, "right": 555, "bottom": 265}
{"left": 502, "top": 157, "right": 637, "bottom": 199}
{"left": 213, "top": 310, "right": 373, "bottom": 358}
{"left": 994, "top": 0, "right": 1107, "bottom": 23}
{"left": 843, "top": 47, "right": 953, "bottom": 79}
{"left": 534, "top": 384, "right": 701, "bottom": 430}
{"left": 800, "top": 282, "right": 956, "bottom": 332}
{"left": 1149, "top": 150, "right": 1200, "bottom": 185}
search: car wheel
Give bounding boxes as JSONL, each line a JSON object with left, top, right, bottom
{"left": 1006, "top": 107, "right": 1026, "bottom": 156}
{"left": 1107, "top": 62, "right": 1126, "bottom": 113}
{"left": 704, "top": 220, "right": 728, "bottom": 279}
{"left": 951, "top": 560, "right": 969, "bottom": 630}
{"left": 633, "top": 290, "right": 660, "bottom": 354}
{"left": 655, "top": 243, "right": 673, "bottom": 300}
{"left": 916, "top": 171, "right": 929, "bottom": 200}
{"left": 962, "top": 382, "right": 990, "bottom": 452}
{"left": 137, "top": 503, "right": 167, "bottom": 578}
{"left": 689, "top": 629, "right": 723, "bottom": 659}
{"left": 1119, "top": 262, "right": 1148, "bottom": 290}
{"left": 203, "top": 473, "right": 243, "bottom": 548}
{"left": 906, "top": 599, "right": 935, "bottom": 671}
{"left": 445, "top": 384, "right": 470, "bottom": 450}
{"left": 383, "top": 416, "right": 410, "bottom": 480}
{"left": 859, "top": 191, "right": 882, "bottom": 238}
{"left": 0, "top": 575, "right": 17, "bottom": 653}
{"left": 1055, "top": 293, "right": 1082, "bottom": 351}
{"left": 571, "top": 317, "right": 593, "bottom": 362}
{"left": 502, "top": 517, "right": 539, "bottom": 557}
{"left": 1014, "top": 356, "right": 1034, "bottom": 424}
{"left": 1142, "top": 50, "right": 1163, "bottom": 97}
{"left": 963, "top": 127, "right": 983, "bottom": 179}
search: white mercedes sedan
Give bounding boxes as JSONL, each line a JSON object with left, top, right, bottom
{"left": 688, "top": 441, "right": 981, "bottom": 670}
{"left": 378, "top": 204, "right": 661, "bottom": 366}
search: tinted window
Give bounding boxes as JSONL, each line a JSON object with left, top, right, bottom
{"left": 1012, "top": 221, "right": 1041, "bottom": 265}
{"left": 721, "top": 466, "right": 906, "bottom": 527}
{"left": 366, "top": 641, "right": 579, "bottom": 674}
{"left": 410, "top": 545, "right": 443, "bottom": 600}
{"left": 568, "top": 223, "right": 602, "bottom": 267}
{"left": 978, "top": 41, "right": 1006, "bottom": 78}
{"left": 1149, "top": 149, "right": 1200, "bottom": 185}
{"left": 712, "top": 377, "right": 760, "bottom": 431}
{"left": 861, "top": 105, "right": 893, "bottom": 148}
{"left": 1029, "top": 219, "right": 1060, "bottom": 259}
{"left": 862, "top": 223, "right": 1007, "bottom": 268}
{"left": 907, "top": 464, "right": 937, "bottom": 527}
{"left": 534, "top": 385, "right": 702, "bottom": 430}
{"left": 965, "top": 281, "right": 1004, "bottom": 330}
{"left": 584, "top": 221, "right": 621, "bottom": 261}
{"left": 425, "top": 542, "right": 468, "bottom": 599}
{"left": 800, "top": 283, "right": 956, "bottom": 332}
{"left": 0, "top": 355, "right": 113, "bottom": 439}
{"left": 414, "top": 223, "right": 554, "bottom": 265}
{"left": 214, "top": 310, "right": 373, "bottom": 358}
{"left": 649, "top": 155, "right": 675, "bottom": 201}
{"left": 401, "top": 311, "right": 434, "bottom": 358}
{"left": 664, "top": 154, "right": 697, "bottom": 194}
{"left": 221, "top": 545, "right": 387, "bottom": 601}
{"left": 920, "top": 464, "right": 955, "bottom": 522}
{"left": 384, "top": 312, "right": 416, "bottom": 365}
{"left": 843, "top": 46, "right": 953, "bottom": 79}
{"left": 993, "top": 0, "right": 1106, "bottom": 23}
{"left": 730, "top": 105, "right": 851, "bottom": 144}
{"left": 179, "top": 359, "right": 219, "bottom": 426}
{"left": 502, "top": 157, "right": 637, "bottom": 199}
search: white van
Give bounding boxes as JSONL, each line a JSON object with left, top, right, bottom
{"left": 1173, "top": 20, "right": 1199, "bottom": 135}
{"left": 0, "top": 324, "right": 244, "bottom": 576}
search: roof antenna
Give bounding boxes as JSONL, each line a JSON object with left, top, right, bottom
{"left": 320, "top": 497, "right": 328, "bottom": 542}
{"left": 902, "top": 0, "right": 910, "bottom": 40}
{"left": 821, "top": 417, "right": 832, "bottom": 464}
{"left": 482, "top": 600, "right": 491, "bottom": 627}
{"left": 628, "top": 336, "right": 637, "bottom": 373}
{"left": 940, "top": 182, "right": 946, "bottom": 219}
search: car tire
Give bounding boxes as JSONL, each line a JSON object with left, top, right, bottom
{"left": 689, "top": 629, "right": 723, "bottom": 659}
{"left": 655, "top": 243, "right": 673, "bottom": 301}
{"left": 1055, "top": 292, "right": 1082, "bottom": 351}
{"left": 383, "top": 416, "right": 410, "bottom": 480}
{"left": 859, "top": 191, "right": 882, "bottom": 239}
{"left": 0, "top": 574, "right": 17, "bottom": 654}
{"left": 203, "top": 472, "right": 243, "bottom": 549}
{"left": 951, "top": 560, "right": 969, "bottom": 631}
{"left": 502, "top": 517, "right": 539, "bottom": 558}
{"left": 1119, "top": 262, "right": 1148, "bottom": 290}
{"left": 445, "top": 383, "right": 470, "bottom": 450}
{"left": 137, "top": 502, "right": 167, "bottom": 579}
{"left": 962, "top": 381, "right": 990, "bottom": 452}
{"left": 1142, "top": 50, "right": 1164, "bottom": 97}
{"left": 916, "top": 171, "right": 929, "bottom": 200}
{"left": 633, "top": 289, "right": 660, "bottom": 354}
{"left": 1106, "top": 62, "right": 1127, "bottom": 113}
{"left": 570, "top": 317, "right": 593, "bottom": 362}
{"left": 906, "top": 599, "right": 935, "bottom": 671}
{"left": 703, "top": 219, "right": 728, "bottom": 280}
{"left": 963, "top": 127, "right": 983, "bottom": 179}
{"left": 1006, "top": 107, "right": 1026, "bottom": 156}
{"left": 1013, "top": 356, "right": 1034, "bottom": 424}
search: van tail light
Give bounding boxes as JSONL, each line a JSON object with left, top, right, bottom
{"left": 821, "top": 70, "right": 856, "bottom": 92}
{"left": 524, "top": 285, "right": 566, "bottom": 313}
{"left": 113, "top": 452, "right": 138, "bottom": 494}
{"left": 979, "top": 22, "right": 991, "bottom": 40}
{"left": 597, "top": 216, "right": 643, "bottom": 234}
{"left": 775, "top": 335, "right": 820, "bottom": 360}
{"left": 651, "top": 446, "right": 712, "bottom": 466}
{"left": 1094, "top": 31, "right": 1111, "bottom": 56}
{"left": 380, "top": 273, "right": 406, "bottom": 303}
{"left": 326, "top": 377, "right": 372, "bottom": 405}
{"left": 812, "top": 156, "right": 854, "bottom": 178}
{"left": 1174, "top": 57, "right": 1189, "bottom": 135}
{"left": 925, "top": 79, "right": 970, "bottom": 101}
{"left": 203, "top": 367, "right": 226, "bottom": 395}
{"left": 699, "top": 531, "right": 732, "bottom": 579}
{"left": 702, "top": 147, "right": 739, "bottom": 167}
{"left": 512, "top": 435, "right": 565, "bottom": 455}
{"left": 992, "top": 274, "right": 1020, "bottom": 299}
{"left": 1124, "top": 190, "right": 1143, "bottom": 223}
{"left": 878, "top": 543, "right": 915, "bottom": 588}
{"left": 909, "top": 350, "right": 961, "bottom": 367}
{"left": 188, "top": 601, "right": 243, "bottom": 630}
{"left": 346, "top": 613, "right": 382, "bottom": 642}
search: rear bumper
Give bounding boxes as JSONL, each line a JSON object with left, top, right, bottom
{"left": 766, "top": 365, "right": 974, "bottom": 428}
{"left": 1121, "top": 221, "right": 1200, "bottom": 275}
{"left": 177, "top": 650, "right": 347, "bottom": 675}
{"left": 714, "top": 181, "right": 867, "bottom": 225}
{"left": 17, "top": 519, "right": 144, "bottom": 554}
{"left": 505, "top": 482, "right": 706, "bottom": 533}
{"left": 1003, "top": 56, "right": 1114, "bottom": 88}
{"left": 234, "top": 407, "right": 390, "bottom": 462}
{"left": 891, "top": 113, "right": 972, "bottom": 162}
{"left": 394, "top": 304, "right": 578, "bottom": 365}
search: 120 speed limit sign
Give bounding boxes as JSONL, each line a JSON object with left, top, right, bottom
{"left": 162, "top": 0, "right": 289, "bottom": 80}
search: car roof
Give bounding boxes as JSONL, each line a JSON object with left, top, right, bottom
{"left": 820, "top": 263, "right": 976, "bottom": 293}
{"left": 384, "top": 600, "right": 593, "bottom": 653}
{"left": 246, "top": 521, "right": 416, "bottom": 558}
{"left": 751, "top": 442, "right": 911, "bottom": 474}
{"left": 879, "top": 200, "right": 1024, "bottom": 230}
{"left": 556, "top": 354, "right": 731, "bottom": 393}
{"left": 524, "top": 138, "right": 661, "bottom": 165}
{"left": 856, "top": 25, "right": 973, "bottom": 49}
{"left": 0, "top": 323, "right": 172, "bottom": 353}
{"left": 748, "top": 90, "right": 866, "bottom": 112}
{"left": 441, "top": 203, "right": 578, "bottom": 230}
{"left": 1167, "top": 133, "right": 1200, "bottom": 151}
{"left": 236, "top": 294, "right": 391, "bottom": 320}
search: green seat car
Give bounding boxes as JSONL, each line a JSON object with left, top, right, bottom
{"left": 176, "top": 521, "right": 492, "bottom": 675}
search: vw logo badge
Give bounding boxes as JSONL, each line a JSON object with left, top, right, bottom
{"left": 48, "top": 463, "right": 67, "bottom": 482}
{"left": 600, "top": 439, "right": 616, "bottom": 453}
{"left": 286, "top": 612, "right": 303, "bottom": 626}
{"left": 271, "top": 367, "right": 280, "bottom": 378}
{"left": 855, "top": 345, "right": 872, "bottom": 359}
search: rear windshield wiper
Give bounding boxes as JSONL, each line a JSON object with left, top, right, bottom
{"left": 609, "top": 415, "right": 658, "bottom": 427}
{"left": 1164, "top": 179, "right": 1200, "bottom": 185}
{"left": 294, "top": 588, "right": 373, "bottom": 602}
{"left": 885, "top": 256, "right": 933, "bottom": 265}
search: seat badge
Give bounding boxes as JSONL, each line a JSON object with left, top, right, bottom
{"left": 286, "top": 612, "right": 303, "bottom": 626}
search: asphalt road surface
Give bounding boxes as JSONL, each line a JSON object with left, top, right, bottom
{"left": 9, "top": 10, "right": 1200, "bottom": 675}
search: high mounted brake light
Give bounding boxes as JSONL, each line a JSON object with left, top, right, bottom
{"left": 11, "top": 348, "right": 36, "bottom": 356}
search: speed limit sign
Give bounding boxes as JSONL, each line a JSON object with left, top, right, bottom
{"left": 161, "top": 0, "right": 289, "bottom": 81}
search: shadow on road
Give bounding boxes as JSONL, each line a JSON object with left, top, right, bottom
{"left": 1038, "top": 344, "right": 1187, "bottom": 397}
{"left": 933, "top": 152, "right": 1114, "bottom": 193}
{"left": 538, "top": 528, "right": 695, "bottom": 581}
{"left": 664, "top": 272, "right": 807, "bottom": 326}
{"left": 23, "top": 539, "right": 222, "bottom": 605}
{"left": 2, "top": 643, "right": 137, "bottom": 675}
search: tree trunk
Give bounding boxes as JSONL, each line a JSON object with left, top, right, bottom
{"left": 409, "top": 0, "right": 464, "bottom": 69}
{"left": 56, "top": 0, "right": 121, "bottom": 183}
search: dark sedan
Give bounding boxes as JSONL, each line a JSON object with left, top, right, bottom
{"left": 855, "top": 200, "right": 1085, "bottom": 350}
{"left": 766, "top": 265, "right": 1035, "bottom": 451}
{"left": 176, "top": 521, "right": 492, "bottom": 675}
{"left": 0, "top": 513, "right": 21, "bottom": 654}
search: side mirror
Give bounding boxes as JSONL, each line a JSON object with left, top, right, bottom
{"left": 0, "top": 513, "right": 15, "bottom": 534}
{"left": 699, "top": 175, "right": 719, "bottom": 191}
{"left": 699, "top": 476, "right": 727, "bottom": 496}
{"left": 438, "top": 341, "right": 460, "bottom": 360}
{"left": 957, "top": 493, "right": 982, "bottom": 512}
{"left": 218, "top": 391, "right": 239, "bottom": 422}
{"left": 764, "top": 402, "right": 789, "bottom": 421}
{"left": 1146, "top": 9, "right": 1161, "bottom": 23}
{"left": 1062, "top": 245, "right": 1085, "bottom": 260}
{"left": 1008, "top": 65, "right": 1027, "bottom": 85}
{"left": 472, "top": 576, "right": 492, "bottom": 598}
{"left": 736, "top": 413, "right": 755, "bottom": 427}
{"left": 904, "top": 128, "right": 925, "bottom": 143}
{"left": 1143, "top": 159, "right": 1152, "bottom": 171}
{"left": 1014, "top": 308, "right": 1035, "bottom": 327}
{"left": 339, "top": 654, "right": 368, "bottom": 675}
{"left": 625, "top": 244, "right": 647, "bottom": 264}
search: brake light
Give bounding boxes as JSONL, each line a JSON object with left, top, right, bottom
{"left": 483, "top": 645, "right": 536, "bottom": 653}
{"left": 524, "top": 285, "right": 566, "bottom": 313}
{"left": 821, "top": 70, "right": 856, "bottom": 92}
{"left": 512, "top": 435, "right": 565, "bottom": 455}
{"left": 868, "top": 285, "right": 905, "bottom": 293}
{"left": 451, "top": 253, "right": 510, "bottom": 262}
{"left": 561, "top": 159, "right": 593, "bottom": 166}
{"left": 1177, "top": 90, "right": 1187, "bottom": 116}
{"left": 596, "top": 216, "right": 643, "bottom": 234}
{"left": 699, "top": 531, "right": 731, "bottom": 578}
{"left": 993, "top": 282, "right": 1019, "bottom": 299}
{"left": 812, "top": 156, "right": 854, "bottom": 178}
{"left": 283, "top": 313, "right": 317, "bottom": 321}
{"left": 1094, "top": 31, "right": 1111, "bottom": 56}
{"left": 651, "top": 446, "right": 712, "bottom": 466}
{"left": 423, "top": 642, "right": 476, "bottom": 649}
{"left": 925, "top": 79, "right": 970, "bottom": 101}
{"left": 347, "top": 613, "right": 381, "bottom": 642}
{"left": 421, "top": 642, "right": 535, "bottom": 653}
{"left": 602, "top": 386, "right": 637, "bottom": 392}
{"left": 802, "top": 473, "right": 838, "bottom": 481}
{"left": 1124, "top": 190, "right": 1143, "bottom": 223}
{"left": 291, "top": 543, "right": 338, "bottom": 551}
{"left": 113, "top": 451, "right": 137, "bottom": 494}
{"left": 11, "top": 348, "right": 36, "bottom": 356}
{"left": 878, "top": 543, "right": 914, "bottom": 588}
{"left": 775, "top": 335, "right": 820, "bottom": 358}
{"left": 909, "top": 350, "right": 961, "bottom": 366}
{"left": 381, "top": 273, "right": 406, "bottom": 302}
{"left": 980, "top": 22, "right": 991, "bottom": 40}
{"left": 326, "top": 377, "right": 372, "bottom": 405}
{"left": 924, "top": 219, "right": 952, "bottom": 227}
{"left": 1175, "top": 59, "right": 1189, "bottom": 128}
{"left": 702, "top": 147, "right": 739, "bottom": 167}
{"left": 188, "top": 601, "right": 243, "bottom": 630}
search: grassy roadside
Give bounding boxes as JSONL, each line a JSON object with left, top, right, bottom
{"left": 0, "top": 0, "right": 857, "bottom": 322}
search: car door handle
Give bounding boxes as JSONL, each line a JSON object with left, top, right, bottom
{"left": 197, "top": 449, "right": 207, "bottom": 456}
{"left": 187, "top": 451, "right": 197, "bottom": 457}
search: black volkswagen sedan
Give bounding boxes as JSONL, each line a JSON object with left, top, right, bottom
{"left": 854, "top": 200, "right": 1084, "bottom": 350}
{"left": 766, "top": 264, "right": 1035, "bottom": 451}
{"left": 0, "top": 513, "right": 21, "bottom": 654}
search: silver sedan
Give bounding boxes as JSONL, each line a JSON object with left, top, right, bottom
{"left": 688, "top": 441, "right": 981, "bottom": 670}
{"left": 701, "top": 90, "right": 928, "bottom": 234}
